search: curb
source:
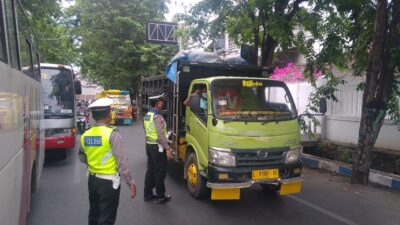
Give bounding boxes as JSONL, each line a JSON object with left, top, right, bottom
{"left": 301, "top": 153, "right": 400, "bottom": 191}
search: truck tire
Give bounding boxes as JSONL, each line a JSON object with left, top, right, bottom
{"left": 185, "top": 152, "right": 209, "bottom": 198}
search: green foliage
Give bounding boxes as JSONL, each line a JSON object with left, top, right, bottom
{"left": 299, "top": 0, "right": 400, "bottom": 127}
{"left": 178, "top": 0, "right": 308, "bottom": 66}
{"left": 20, "top": 0, "right": 77, "bottom": 64}
{"left": 67, "top": 0, "right": 177, "bottom": 90}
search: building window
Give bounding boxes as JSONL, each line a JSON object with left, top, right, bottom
{"left": 0, "top": 2, "right": 8, "bottom": 62}
{"left": 4, "top": 0, "right": 19, "bottom": 69}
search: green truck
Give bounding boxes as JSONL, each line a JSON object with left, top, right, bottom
{"left": 140, "top": 60, "right": 304, "bottom": 200}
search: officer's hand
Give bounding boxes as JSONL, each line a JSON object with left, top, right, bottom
{"left": 166, "top": 149, "right": 174, "bottom": 160}
{"left": 130, "top": 184, "right": 136, "bottom": 199}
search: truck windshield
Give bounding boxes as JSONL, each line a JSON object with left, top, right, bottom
{"left": 41, "top": 68, "right": 75, "bottom": 118}
{"left": 211, "top": 79, "right": 297, "bottom": 122}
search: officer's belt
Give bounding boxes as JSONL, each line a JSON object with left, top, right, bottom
{"left": 146, "top": 139, "right": 158, "bottom": 144}
{"left": 90, "top": 173, "right": 114, "bottom": 180}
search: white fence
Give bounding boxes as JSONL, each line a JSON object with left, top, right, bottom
{"left": 287, "top": 72, "right": 400, "bottom": 152}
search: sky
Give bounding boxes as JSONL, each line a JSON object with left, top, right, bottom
{"left": 165, "top": 0, "right": 200, "bottom": 22}
{"left": 61, "top": 0, "right": 74, "bottom": 9}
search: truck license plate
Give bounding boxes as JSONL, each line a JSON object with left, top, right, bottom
{"left": 57, "top": 139, "right": 64, "bottom": 144}
{"left": 252, "top": 169, "right": 279, "bottom": 180}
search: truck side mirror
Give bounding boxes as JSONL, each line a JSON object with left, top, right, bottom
{"left": 74, "top": 80, "right": 82, "bottom": 95}
{"left": 189, "top": 94, "right": 202, "bottom": 114}
{"left": 319, "top": 97, "right": 327, "bottom": 114}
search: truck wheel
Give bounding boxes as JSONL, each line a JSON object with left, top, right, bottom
{"left": 260, "top": 183, "right": 280, "bottom": 194}
{"left": 185, "top": 152, "right": 209, "bottom": 198}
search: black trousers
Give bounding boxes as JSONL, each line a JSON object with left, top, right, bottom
{"left": 88, "top": 175, "right": 120, "bottom": 225}
{"left": 144, "top": 143, "right": 167, "bottom": 198}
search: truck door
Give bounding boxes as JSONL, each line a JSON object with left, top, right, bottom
{"left": 186, "top": 83, "right": 209, "bottom": 165}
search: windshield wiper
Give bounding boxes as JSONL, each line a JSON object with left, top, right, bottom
{"left": 221, "top": 117, "right": 251, "bottom": 124}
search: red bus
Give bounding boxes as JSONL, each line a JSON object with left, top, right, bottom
{"left": 40, "top": 63, "right": 81, "bottom": 157}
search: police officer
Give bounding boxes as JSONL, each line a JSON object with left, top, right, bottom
{"left": 143, "top": 94, "right": 173, "bottom": 204}
{"left": 79, "top": 98, "right": 136, "bottom": 225}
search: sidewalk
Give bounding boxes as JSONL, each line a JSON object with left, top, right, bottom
{"left": 301, "top": 153, "right": 400, "bottom": 191}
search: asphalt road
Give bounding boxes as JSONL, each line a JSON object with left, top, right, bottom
{"left": 28, "top": 123, "right": 400, "bottom": 225}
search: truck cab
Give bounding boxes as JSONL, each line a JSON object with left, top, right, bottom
{"left": 185, "top": 77, "right": 302, "bottom": 199}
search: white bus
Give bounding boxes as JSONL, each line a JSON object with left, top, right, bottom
{"left": 40, "top": 63, "right": 81, "bottom": 157}
{"left": 0, "top": 1, "right": 44, "bottom": 224}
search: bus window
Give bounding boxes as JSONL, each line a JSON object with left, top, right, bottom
{"left": 33, "top": 51, "right": 40, "bottom": 81}
{"left": 41, "top": 68, "right": 75, "bottom": 117}
{"left": 0, "top": 3, "right": 7, "bottom": 62}
{"left": 4, "top": 0, "right": 19, "bottom": 69}
{"left": 19, "top": 32, "right": 33, "bottom": 77}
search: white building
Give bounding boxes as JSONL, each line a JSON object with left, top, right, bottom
{"left": 287, "top": 71, "right": 400, "bottom": 152}
{"left": 75, "top": 72, "right": 101, "bottom": 102}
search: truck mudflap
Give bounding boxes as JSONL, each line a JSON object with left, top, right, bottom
{"left": 279, "top": 177, "right": 304, "bottom": 195}
{"left": 207, "top": 177, "right": 304, "bottom": 200}
{"left": 207, "top": 181, "right": 252, "bottom": 200}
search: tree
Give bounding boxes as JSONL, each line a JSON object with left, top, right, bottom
{"left": 20, "top": 0, "right": 77, "bottom": 64}
{"left": 351, "top": 0, "right": 400, "bottom": 184}
{"left": 296, "top": 0, "right": 400, "bottom": 184}
{"left": 68, "top": 0, "right": 178, "bottom": 90}
{"left": 178, "top": 0, "right": 307, "bottom": 66}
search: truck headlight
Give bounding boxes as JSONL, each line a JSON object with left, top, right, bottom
{"left": 285, "top": 146, "right": 302, "bottom": 164}
{"left": 208, "top": 147, "right": 236, "bottom": 167}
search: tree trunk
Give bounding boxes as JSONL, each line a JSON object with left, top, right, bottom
{"left": 351, "top": 0, "right": 396, "bottom": 184}
{"left": 261, "top": 34, "right": 277, "bottom": 67}
{"left": 259, "top": 0, "right": 289, "bottom": 67}
{"left": 252, "top": 27, "right": 259, "bottom": 66}
{"left": 247, "top": 6, "right": 259, "bottom": 66}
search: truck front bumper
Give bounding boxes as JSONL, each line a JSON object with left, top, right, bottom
{"left": 206, "top": 163, "right": 303, "bottom": 199}
{"left": 207, "top": 162, "right": 302, "bottom": 183}
{"left": 45, "top": 135, "right": 76, "bottom": 149}
{"left": 111, "top": 118, "right": 132, "bottom": 125}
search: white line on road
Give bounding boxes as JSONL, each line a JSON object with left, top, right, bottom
{"left": 287, "top": 195, "right": 359, "bottom": 225}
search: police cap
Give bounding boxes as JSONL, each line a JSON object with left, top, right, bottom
{"left": 148, "top": 93, "right": 165, "bottom": 102}
{"left": 88, "top": 98, "right": 113, "bottom": 112}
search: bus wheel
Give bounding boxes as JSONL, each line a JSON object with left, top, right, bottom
{"left": 185, "top": 152, "right": 209, "bottom": 198}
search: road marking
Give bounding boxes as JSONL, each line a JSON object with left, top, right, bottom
{"left": 287, "top": 195, "right": 359, "bottom": 225}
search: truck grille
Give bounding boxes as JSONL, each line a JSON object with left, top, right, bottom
{"left": 232, "top": 148, "right": 287, "bottom": 167}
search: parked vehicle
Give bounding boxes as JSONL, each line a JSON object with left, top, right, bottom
{"left": 76, "top": 102, "right": 89, "bottom": 134}
{"left": 76, "top": 113, "right": 86, "bottom": 134}
{"left": 139, "top": 54, "right": 306, "bottom": 200}
{"left": 96, "top": 90, "right": 133, "bottom": 125}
